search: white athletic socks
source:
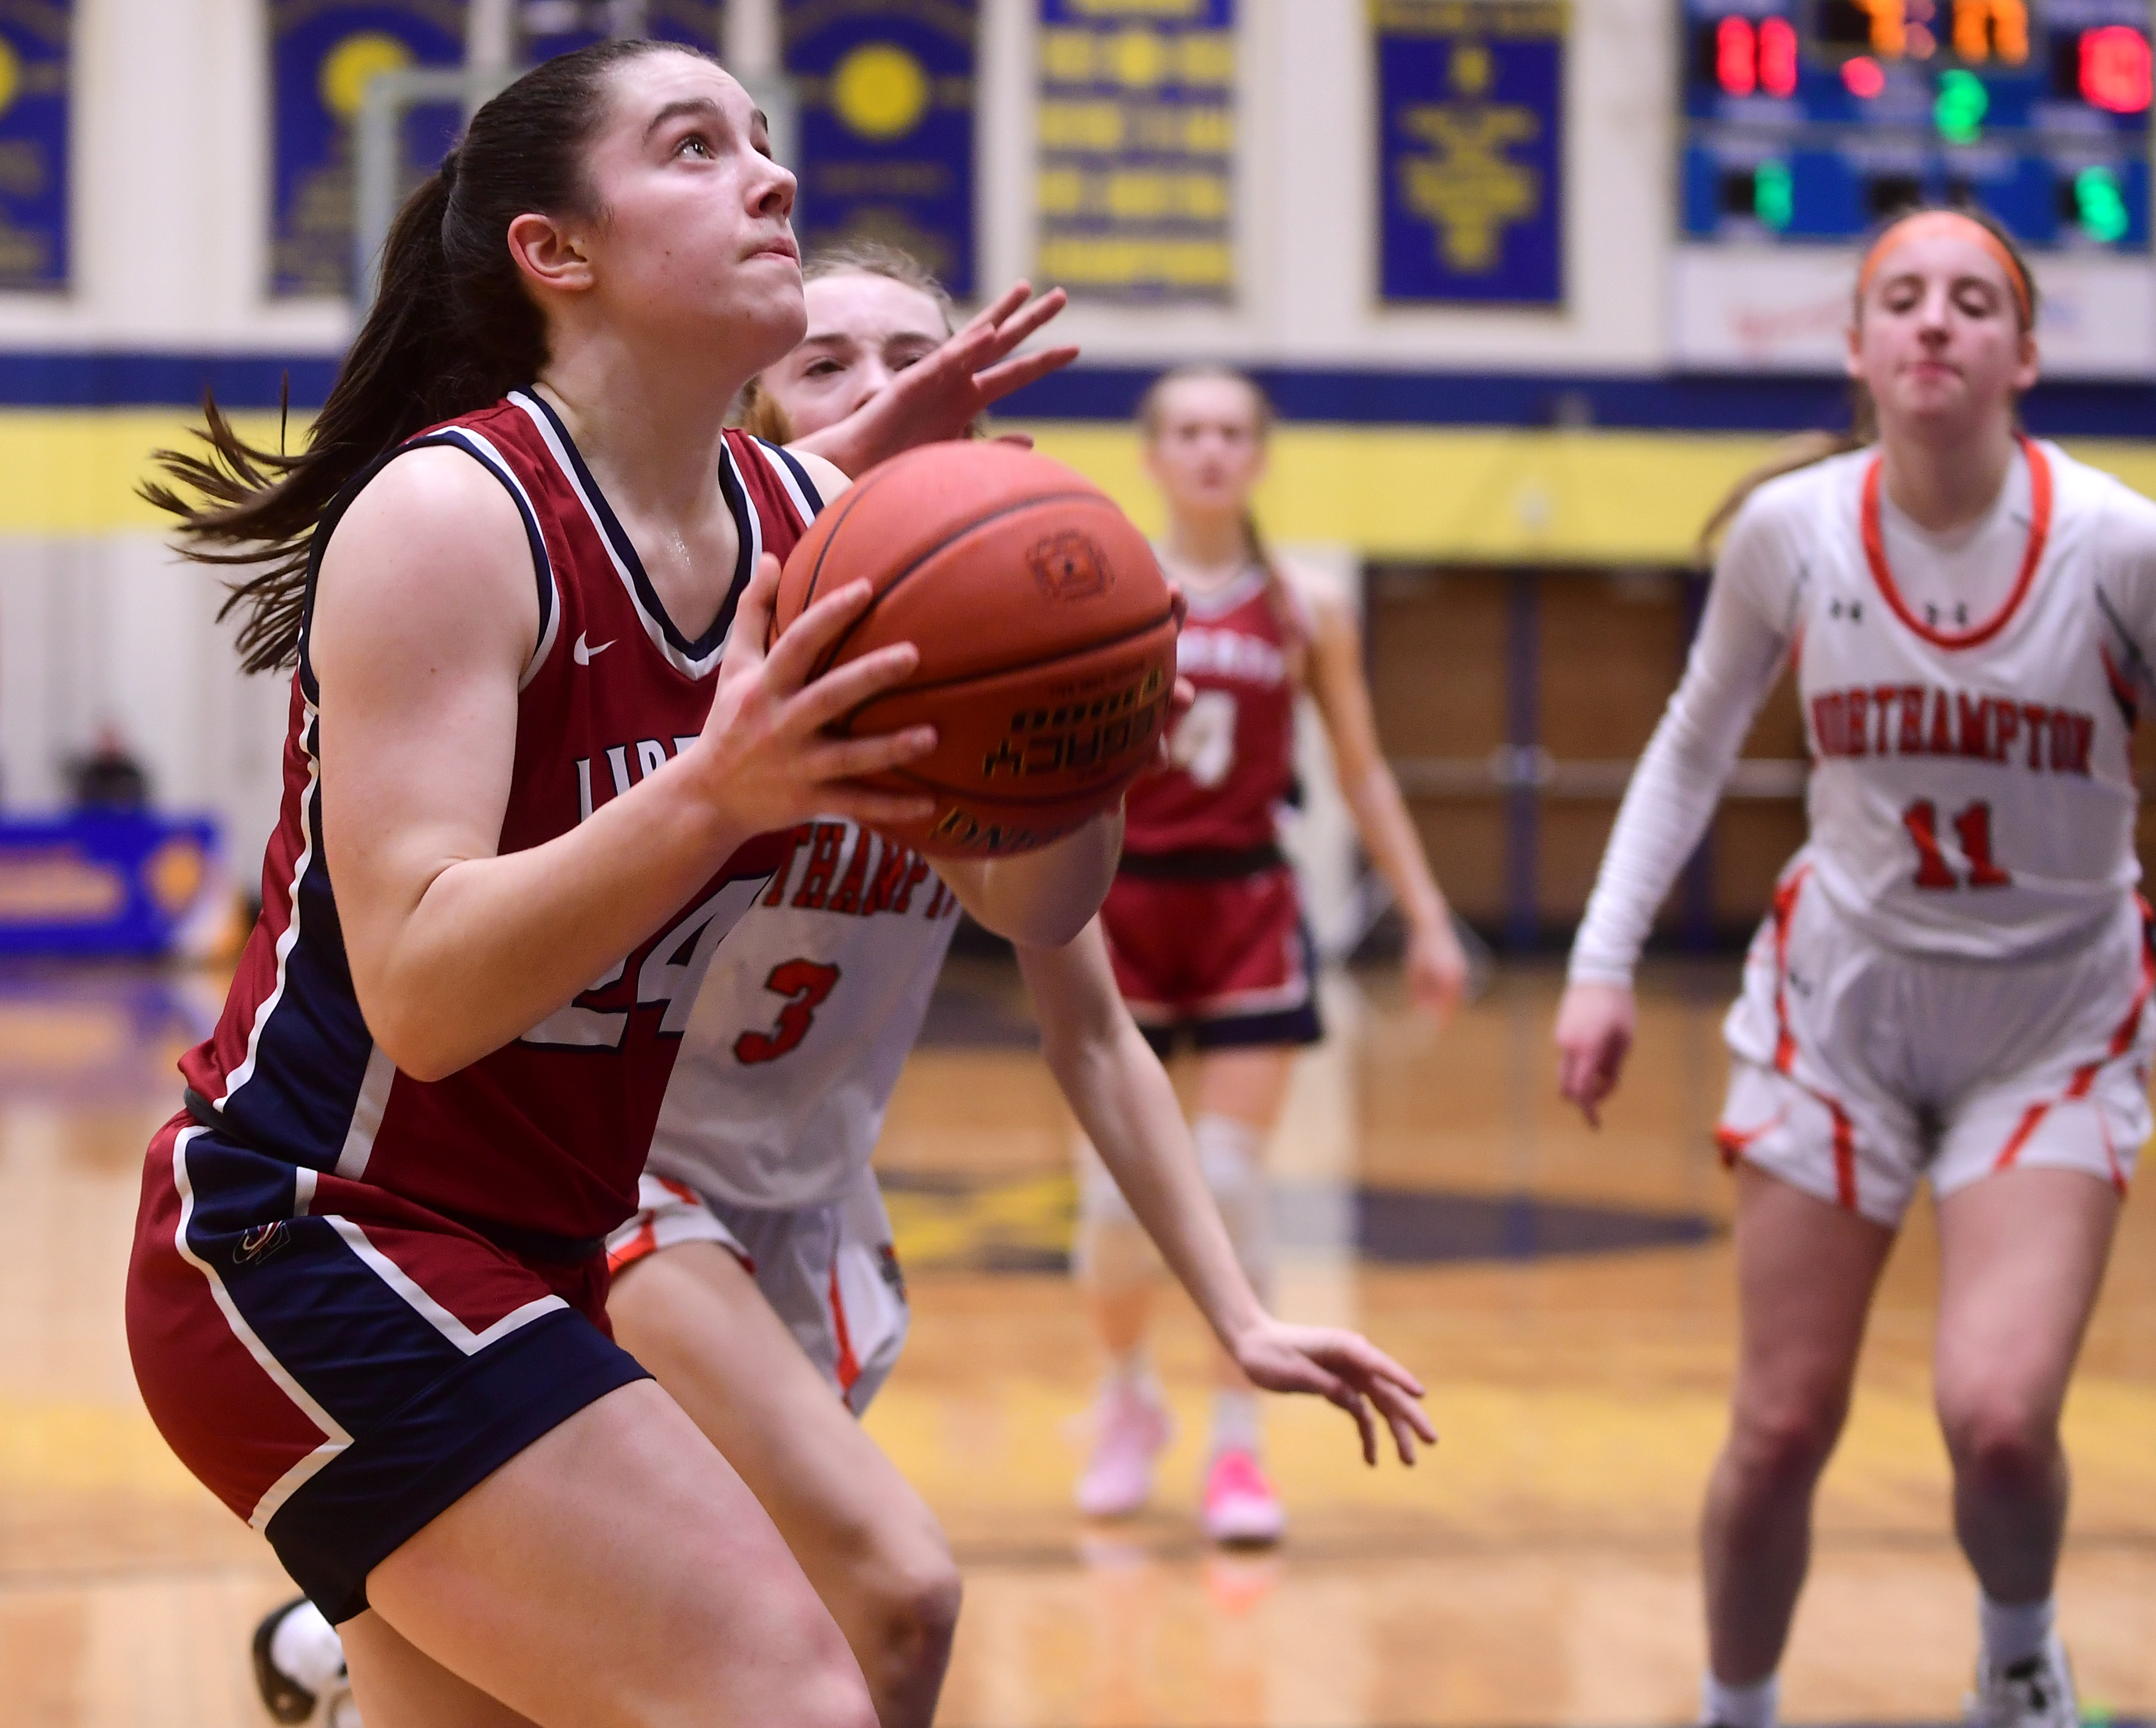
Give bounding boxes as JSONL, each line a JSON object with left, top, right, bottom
{"left": 1701, "top": 1672, "right": 1778, "bottom": 1728}
{"left": 1980, "top": 1592, "right": 2056, "bottom": 1672}
{"left": 1210, "top": 1388, "right": 1263, "bottom": 1457}
{"left": 270, "top": 1598, "right": 347, "bottom": 1695}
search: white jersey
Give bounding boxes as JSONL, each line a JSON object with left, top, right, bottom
{"left": 1571, "top": 440, "right": 2156, "bottom": 981}
{"left": 646, "top": 818, "right": 961, "bottom": 1210}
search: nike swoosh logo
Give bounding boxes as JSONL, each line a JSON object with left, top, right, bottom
{"left": 572, "top": 633, "right": 615, "bottom": 665}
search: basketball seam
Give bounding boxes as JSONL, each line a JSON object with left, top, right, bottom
{"left": 839, "top": 605, "right": 1178, "bottom": 717}
{"left": 809, "top": 490, "right": 1115, "bottom": 680}
{"left": 797, "top": 463, "right": 889, "bottom": 623}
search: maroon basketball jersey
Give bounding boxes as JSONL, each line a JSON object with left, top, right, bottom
{"left": 1123, "top": 565, "right": 1303, "bottom": 857}
{"left": 180, "top": 391, "right": 825, "bottom": 1242}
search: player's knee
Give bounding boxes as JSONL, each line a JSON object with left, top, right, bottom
{"left": 1727, "top": 1390, "right": 1845, "bottom": 1489}
{"left": 1194, "top": 1114, "right": 1271, "bottom": 1295}
{"left": 1940, "top": 1392, "right": 2060, "bottom": 1493}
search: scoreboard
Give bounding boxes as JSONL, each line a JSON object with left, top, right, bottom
{"left": 1680, "top": 1, "right": 2151, "bottom": 251}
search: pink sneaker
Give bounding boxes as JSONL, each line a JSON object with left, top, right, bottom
{"left": 1076, "top": 1380, "right": 1173, "bottom": 1518}
{"left": 1201, "top": 1448, "right": 1285, "bottom": 1546}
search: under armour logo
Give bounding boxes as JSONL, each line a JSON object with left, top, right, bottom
{"left": 1828, "top": 598, "right": 1863, "bottom": 624}
{"left": 573, "top": 633, "right": 615, "bottom": 665}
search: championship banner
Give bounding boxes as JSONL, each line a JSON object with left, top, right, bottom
{"left": 0, "top": 813, "right": 218, "bottom": 959}
{"left": 522, "top": 0, "right": 722, "bottom": 61}
{"left": 1036, "top": 0, "right": 1235, "bottom": 303}
{"left": 781, "top": 0, "right": 978, "bottom": 297}
{"left": 0, "top": 1, "right": 73, "bottom": 289}
{"left": 1373, "top": 0, "right": 1565, "bottom": 306}
{"left": 270, "top": 0, "right": 467, "bottom": 297}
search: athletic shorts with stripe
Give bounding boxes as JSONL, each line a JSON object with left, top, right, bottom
{"left": 1717, "top": 864, "right": 2154, "bottom": 1229}
{"left": 125, "top": 1114, "right": 646, "bottom": 1624}
{"left": 606, "top": 1169, "right": 909, "bottom": 1414}
{"left": 1099, "top": 863, "right": 1322, "bottom": 1057}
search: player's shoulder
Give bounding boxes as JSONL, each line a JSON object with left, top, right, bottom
{"left": 2042, "top": 440, "right": 2156, "bottom": 547}
{"left": 1734, "top": 445, "right": 1867, "bottom": 536}
{"left": 729, "top": 432, "right": 845, "bottom": 523}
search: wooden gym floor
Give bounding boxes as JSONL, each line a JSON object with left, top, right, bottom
{"left": 1, "top": 955, "right": 2151, "bottom": 1727}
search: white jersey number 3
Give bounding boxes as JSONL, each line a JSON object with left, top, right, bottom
{"left": 1169, "top": 689, "right": 1238, "bottom": 790}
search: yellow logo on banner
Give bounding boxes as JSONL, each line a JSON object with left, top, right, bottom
{"left": 321, "top": 32, "right": 414, "bottom": 121}
{"left": 0, "top": 39, "right": 19, "bottom": 120}
{"left": 832, "top": 42, "right": 930, "bottom": 141}
{"left": 1398, "top": 39, "right": 1540, "bottom": 272}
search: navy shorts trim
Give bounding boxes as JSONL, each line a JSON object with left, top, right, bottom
{"left": 268, "top": 1306, "right": 648, "bottom": 1624}
{"left": 1136, "top": 995, "right": 1324, "bottom": 1060}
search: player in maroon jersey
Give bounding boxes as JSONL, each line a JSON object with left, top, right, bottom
{"left": 125, "top": 42, "right": 1126, "bottom": 1726}
{"left": 1073, "top": 364, "right": 1470, "bottom": 1542}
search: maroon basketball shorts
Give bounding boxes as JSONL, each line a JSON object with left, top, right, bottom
{"left": 1100, "top": 861, "right": 1323, "bottom": 1056}
{"left": 126, "top": 1112, "right": 647, "bottom": 1624}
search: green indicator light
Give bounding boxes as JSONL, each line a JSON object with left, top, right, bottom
{"left": 2076, "top": 166, "right": 2131, "bottom": 244}
{"left": 1755, "top": 160, "right": 1794, "bottom": 230}
{"left": 1936, "top": 69, "right": 1989, "bottom": 143}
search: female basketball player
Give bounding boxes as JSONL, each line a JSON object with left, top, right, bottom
{"left": 1075, "top": 365, "right": 1470, "bottom": 1544}
{"left": 1556, "top": 209, "right": 2156, "bottom": 1728}
{"left": 127, "top": 43, "right": 1143, "bottom": 1727}
{"left": 251, "top": 246, "right": 1437, "bottom": 1728}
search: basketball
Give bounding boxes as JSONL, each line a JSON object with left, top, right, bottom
{"left": 773, "top": 440, "right": 1179, "bottom": 857}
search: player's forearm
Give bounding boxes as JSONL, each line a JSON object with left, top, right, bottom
{"left": 350, "top": 757, "right": 751, "bottom": 1081}
{"left": 1343, "top": 762, "right": 1450, "bottom": 934}
{"left": 942, "top": 808, "right": 1122, "bottom": 947}
{"left": 1045, "top": 1022, "right": 1268, "bottom": 1347}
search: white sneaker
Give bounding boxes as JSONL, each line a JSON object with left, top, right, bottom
{"left": 1968, "top": 1633, "right": 2079, "bottom": 1728}
{"left": 252, "top": 1597, "right": 356, "bottom": 1727}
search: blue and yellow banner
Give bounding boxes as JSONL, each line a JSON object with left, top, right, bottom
{"left": 1373, "top": 0, "right": 1565, "bottom": 306}
{"left": 781, "top": 1, "right": 978, "bottom": 296}
{"left": 0, "top": 1, "right": 72, "bottom": 289}
{"left": 1036, "top": 0, "right": 1235, "bottom": 303}
{"left": 522, "top": 0, "right": 722, "bottom": 61}
{"left": 270, "top": 0, "right": 467, "bottom": 298}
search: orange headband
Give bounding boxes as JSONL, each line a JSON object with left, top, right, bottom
{"left": 1857, "top": 210, "right": 2033, "bottom": 326}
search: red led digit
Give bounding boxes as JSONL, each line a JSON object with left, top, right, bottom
{"left": 1717, "top": 16, "right": 1757, "bottom": 96}
{"left": 2080, "top": 25, "right": 2153, "bottom": 115}
{"left": 1843, "top": 55, "right": 1887, "bottom": 98}
{"left": 1760, "top": 18, "right": 1799, "bottom": 96}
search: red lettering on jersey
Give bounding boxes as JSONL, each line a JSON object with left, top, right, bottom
{"left": 1846, "top": 690, "right": 1869, "bottom": 756}
{"left": 1872, "top": 686, "right": 1901, "bottom": 753}
{"left": 1812, "top": 693, "right": 1846, "bottom": 756}
{"left": 1927, "top": 688, "right": 1955, "bottom": 756}
{"left": 827, "top": 830, "right": 872, "bottom": 914}
{"left": 1898, "top": 685, "right": 1926, "bottom": 755}
{"left": 2020, "top": 704, "right": 2049, "bottom": 769}
{"left": 2053, "top": 712, "right": 2094, "bottom": 777}
{"left": 793, "top": 821, "right": 847, "bottom": 909}
{"left": 1992, "top": 702, "right": 2020, "bottom": 764}
{"left": 761, "top": 825, "right": 814, "bottom": 907}
{"left": 1958, "top": 693, "right": 1990, "bottom": 758}
{"left": 863, "top": 843, "right": 930, "bottom": 915}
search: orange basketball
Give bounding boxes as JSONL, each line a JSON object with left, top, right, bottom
{"left": 774, "top": 442, "right": 1177, "bottom": 858}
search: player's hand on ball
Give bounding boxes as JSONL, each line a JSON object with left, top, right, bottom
{"left": 795, "top": 280, "right": 1079, "bottom": 477}
{"left": 1554, "top": 980, "right": 1637, "bottom": 1129}
{"left": 1230, "top": 1319, "right": 1436, "bottom": 1466}
{"left": 692, "top": 554, "right": 936, "bottom": 835}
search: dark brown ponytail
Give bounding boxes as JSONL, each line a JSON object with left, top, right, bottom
{"left": 147, "top": 37, "right": 712, "bottom": 673}
{"left": 1695, "top": 202, "right": 2039, "bottom": 563}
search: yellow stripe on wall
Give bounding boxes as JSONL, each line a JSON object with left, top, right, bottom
{"left": 1014, "top": 424, "right": 2156, "bottom": 565}
{"left": 0, "top": 411, "right": 291, "bottom": 535}
{"left": 2, "top": 409, "right": 2150, "bottom": 565}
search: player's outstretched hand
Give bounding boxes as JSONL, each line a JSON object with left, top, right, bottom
{"left": 1230, "top": 1319, "right": 1436, "bottom": 1466}
{"left": 792, "top": 280, "right": 1080, "bottom": 478}
{"left": 693, "top": 554, "right": 936, "bottom": 836}
{"left": 1554, "top": 980, "right": 1637, "bottom": 1129}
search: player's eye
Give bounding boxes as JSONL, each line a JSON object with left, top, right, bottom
{"left": 803, "top": 357, "right": 846, "bottom": 378}
{"left": 675, "top": 133, "right": 715, "bottom": 160}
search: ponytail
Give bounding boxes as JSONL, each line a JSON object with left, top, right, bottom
{"left": 145, "top": 38, "right": 708, "bottom": 673}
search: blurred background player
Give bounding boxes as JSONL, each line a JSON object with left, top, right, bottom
{"left": 255, "top": 248, "right": 1437, "bottom": 1728}
{"left": 1556, "top": 210, "right": 2156, "bottom": 1728}
{"left": 1072, "top": 365, "right": 1470, "bottom": 1544}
